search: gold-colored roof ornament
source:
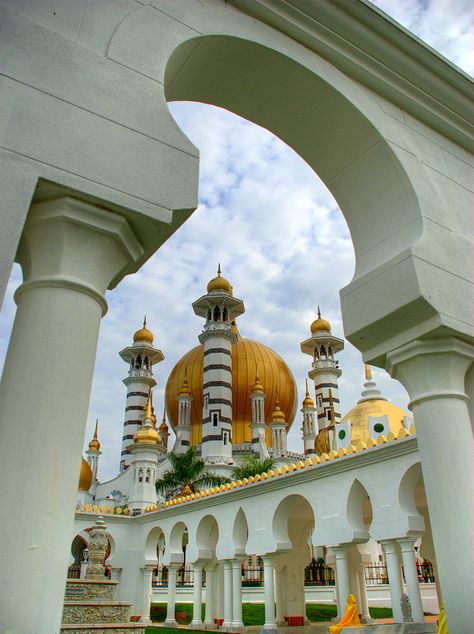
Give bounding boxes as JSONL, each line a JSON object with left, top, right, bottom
{"left": 310, "top": 305, "right": 331, "bottom": 334}
{"left": 271, "top": 396, "right": 286, "bottom": 424}
{"left": 365, "top": 364, "right": 373, "bottom": 381}
{"left": 142, "top": 390, "right": 157, "bottom": 426}
{"left": 207, "top": 263, "right": 232, "bottom": 294}
{"left": 134, "top": 391, "right": 161, "bottom": 444}
{"left": 302, "top": 379, "right": 315, "bottom": 408}
{"left": 133, "top": 316, "right": 154, "bottom": 344}
{"left": 88, "top": 419, "right": 100, "bottom": 451}
{"left": 78, "top": 457, "right": 93, "bottom": 492}
{"left": 179, "top": 369, "right": 192, "bottom": 397}
{"left": 252, "top": 374, "right": 265, "bottom": 394}
{"left": 159, "top": 411, "right": 169, "bottom": 433}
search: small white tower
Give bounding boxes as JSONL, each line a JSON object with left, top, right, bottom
{"left": 127, "top": 391, "right": 165, "bottom": 513}
{"left": 172, "top": 373, "right": 193, "bottom": 454}
{"left": 300, "top": 307, "right": 344, "bottom": 432}
{"left": 249, "top": 375, "right": 269, "bottom": 460}
{"left": 119, "top": 318, "right": 164, "bottom": 472}
{"left": 270, "top": 398, "right": 288, "bottom": 457}
{"left": 86, "top": 419, "right": 101, "bottom": 481}
{"left": 301, "top": 380, "right": 317, "bottom": 455}
{"left": 192, "top": 265, "right": 245, "bottom": 469}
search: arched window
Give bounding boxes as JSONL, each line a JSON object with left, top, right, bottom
{"left": 212, "top": 412, "right": 219, "bottom": 427}
{"left": 213, "top": 306, "right": 220, "bottom": 321}
{"left": 223, "top": 307, "right": 228, "bottom": 321}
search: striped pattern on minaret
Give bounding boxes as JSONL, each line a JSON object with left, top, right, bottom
{"left": 192, "top": 265, "right": 245, "bottom": 466}
{"left": 300, "top": 307, "right": 344, "bottom": 433}
{"left": 118, "top": 319, "right": 164, "bottom": 472}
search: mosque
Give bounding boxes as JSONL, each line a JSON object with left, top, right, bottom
{"left": 70, "top": 268, "right": 443, "bottom": 629}
{"left": 77, "top": 266, "right": 412, "bottom": 512}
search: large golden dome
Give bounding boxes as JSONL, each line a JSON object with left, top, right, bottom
{"left": 78, "top": 458, "right": 93, "bottom": 492}
{"left": 339, "top": 399, "right": 409, "bottom": 445}
{"left": 165, "top": 325, "right": 297, "bottom": 446}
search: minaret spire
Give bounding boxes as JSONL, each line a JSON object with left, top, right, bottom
{"left": 86, "top": 419, "right": 101, "bottom": 481}
{"left": 300, "top": 306, "right": 344, "bottom": 432}
{"left": 301, "top": 379, "right": 316, "bottom": 455}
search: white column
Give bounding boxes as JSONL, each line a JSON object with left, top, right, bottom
{"left": 204, "top": 563, "right": 216, "bottom": 627}
{"left": 274, "top": 566, "right": 285, "bottom": 625}
{"left": 262, "top": 557, "right": 277, "bottom": 631}
{"left": 231, "top": 559, "right": 244, "bottom": 629}
{"left": 387, "top": 338, "right": 474, "bottom": 633}
{"left": 0, "top": 198, "right": 142, "bottom": 634}
{"left": 191, "top": 563, "right": 204, "bottom": 628}
{"left": 223, "top": 560, "right": 233, "bottom": 628}
{"left": 381, "top": 540, "right": 403, "bottom": 623}
{"left": 164, "top": 564, "right": 179, "bottom": 627}
{"left": 398, "top": 538, "right": 424, "bottom": 622}
{"left": 357, "top": 565, "right": 371, "bottom": 623}
{"left": 333, "top": 546, "right": 350, "bottom": 618}
{"left": 140, "top": 566, "right": 154, "bottom": 625}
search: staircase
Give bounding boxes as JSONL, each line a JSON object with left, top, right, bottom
{"left": 61, "top": 579, "right": 145, "bottom": 633}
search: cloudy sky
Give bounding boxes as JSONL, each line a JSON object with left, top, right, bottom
{"left": 0, "top": 0, "right": 471, "bottom": 480}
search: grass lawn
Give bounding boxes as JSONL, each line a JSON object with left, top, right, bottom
{"left": 148, "top": 603, "right": 394, "bottom": 627}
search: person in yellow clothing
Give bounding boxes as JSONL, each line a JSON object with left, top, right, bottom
{"left": 329, "top": 594, "right": 361, "bottom": 634}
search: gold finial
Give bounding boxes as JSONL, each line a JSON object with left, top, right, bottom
{"left": 305, "top": 379, "right": 310, "bottom": 396}
{"left": 143, "top": 315, "right": 147, "bottom": 327}
{"left": 133, "top": 316, "right": 154, "bottom": 344}
{"left": 217, "top": 263, "right": 221, "bottom": 276}
{"left": 317, "top": 305, "right": 321, "bottom": 319}
{"left": 302, "top": 379, "right": 314, "bottom": 408}
{"left": 180, "top": 369, "right": 192, "bottom": 396}
{"left": 365, "top": 364, "right": 373, "bottom": 381}
{"left": 145, "top": 391, "right": 153, "bottom": 423}
{"left": 88, "top": 419, "right": 100, "bottom": 451}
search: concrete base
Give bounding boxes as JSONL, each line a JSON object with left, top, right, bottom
{"left": 190, "top": 621, "right": 205, "bottom": 629}
{"left": 164, "top": 620, "right": 179, "bottom": 628}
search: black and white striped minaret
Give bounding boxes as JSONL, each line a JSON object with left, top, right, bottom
{"left": 118, "top": 318, "right": 164, "bottom": 472}
{"left": 192, "top": 265, "right": 245, "bottom": 469}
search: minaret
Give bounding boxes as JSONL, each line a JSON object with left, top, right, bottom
{"left": 118, "top": 318, "right": 164, "bottom": 472}
{"left": 172, "top": 373, "right": 193, "bottom": 454}
{"left": 127, "top": 391, "right": 165, "bottom": 513}
{"left": 192, "top": 265, "right": 245, "bottom": 468}
{"left": 249, "top": 375, "right": 269, "bottom": 460}
{"left": 270, "top": 397, "right": 288, "bottom": 457}
{"left": 300, "top": 307, "right": 344, "bottom": 432}
{"left": 86, "top": 419, "right": 101, "bottom": 481}
{"left": 301, "top": 380, "right": 317, "bottom": 455}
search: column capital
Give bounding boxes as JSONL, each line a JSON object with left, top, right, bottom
{"left": 15, "top": 197, "right": 144, "bottom": 315}
{"left": 397, "top": 536, "right": 420, "bottom": 552}
{"left": 379, "top": 539, "right": 400, "bottom": 555}
{"left": 386, "top": 337, "right": 473, "bottom": 406}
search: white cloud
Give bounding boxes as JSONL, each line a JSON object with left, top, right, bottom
{"left": 0, "top": 2, "right": 469, "bottom": 480}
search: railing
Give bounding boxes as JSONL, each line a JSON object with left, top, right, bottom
{"left": 304, "top": 560, "right": 335, "bottom": 586}
{"left": 364, "top": 561, "right": 436, "bottom": 585}
{"left": 152, "top": 566, "right": 206, "bottom": 588}
{"left": 242, "top": 565, "right": 264, "bottom": 587}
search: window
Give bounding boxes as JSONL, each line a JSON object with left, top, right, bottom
{"left": 223, "top": 432, "right": 228, "bottom": 445}
{"left": 212, "top": 412, "right": 219, "bottom": 427}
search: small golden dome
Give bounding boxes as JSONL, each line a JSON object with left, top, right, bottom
{"left": 271, "top": 399, "right": 286, "bottom": 424}
{"left": 207, "top": 264, "right": 232, "bottom": 294}
{"left": 252, "top": 375, "right": 264, "bottom": 394}
{"left": 179, "top": 373, "right": 192, "bottom": 397}
{"left": 302, "top": 379, "right": 314, "bottom": 408}
{"left": 310, "top": 306, "right": 331, "bottom": 334}
{"left": 88, "top": 419, "right": 100, "bottom": 451}
{"left": 339, "top": 399, "right": 410, "bottom": 446}
{"left": 133, "top": 316, "right": 154, "bottom": 344}
{"left": 133, "top": 424, "right": 161, "bottom": 445}
{"left": 78, "top": 458, "right": 93, "bottom": 492}
{"left": 159, "top": 412, "right": 169, "bottom": 433}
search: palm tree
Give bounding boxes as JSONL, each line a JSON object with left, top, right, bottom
{"left": 232, "top": 454, "right": 276, "bottom": 481}
{"left": 155, "top": 447, "right": 230, "bottom": 499}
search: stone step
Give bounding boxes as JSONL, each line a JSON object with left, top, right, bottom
{"left": 65, "top": 580, "right": 119, "bottom": 602}
{"left": 62, "top": 602, "right": 132, "bottom": 625}
{"left": 61, "top": 624, "right": 145, "bottom": 634}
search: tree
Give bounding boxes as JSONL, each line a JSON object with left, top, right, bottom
{"left": 231, "top": 454, "right": 276, "bottom": 481}
{"left": 155, "top": 447, "right": 230, "bottom": 499}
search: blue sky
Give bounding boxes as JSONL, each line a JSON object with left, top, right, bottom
{"left": 0, "top": 0, "right": 471, "bottom": 480}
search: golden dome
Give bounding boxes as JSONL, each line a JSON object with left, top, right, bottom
{"left": 133, "top": 317, "right": 154, "bottom": 344}
{"left": 310, "top": 306, "right": 331, "bottom": 334}
{"left": 271, "top": 399, "right": 286, "bottom": 424}
{"left": 133, "top": 424, "right": 161, "bottom": 445}
{"left": 88, "top": 419, "right": 100, "bottom": 451}
{"left": 207, "top": 264, "right": 232, "bottom": 294}
{"left": 165, "top": 325, "right": 297, "bottom": 447}
{"left": 302, "top": 379, "right": 314, "bottom": 408}
{"left": 78, "top": 458, "right": 93, "bottom": 492}
{"left": 339, "top": 399, "right": 410, "bottom": 446}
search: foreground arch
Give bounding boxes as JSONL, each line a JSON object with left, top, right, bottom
{"left": 0, "top": 2, "right": 471, "bottom": 632}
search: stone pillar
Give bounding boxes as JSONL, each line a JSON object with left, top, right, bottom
{"left": 204, "top": 563, "right": 216, "bottom": 628}
{"left": 333, "top": 546, "right": 350, "bottom": 618}
{"left": 231, "top": 559, "right": 244, "bottom": 630}
{"left": 191, "top": 563, "right": 204, "bottom": 628}
{"left": 274, "top": 566, "right": 286, "bottom": 625}
{"left": 398, "top": 538, "right": 424, "bottom": 622}
{"left": 387, "top": 338, "right": 474, "bottom": 633}
{"left": 357, "top": 565, "right": 371, "bottom": 623}
{"left": 164, "top": 564, "right": 179, "bottom": 627}
{"left": 140, "top": 566, "right": 154, "bottom": 625}
{"left": 381, "top": 540, "right": 403, "bottom": 623}
{"left": 85, "top": 517, "right": 109, "bottom": 580}
{"left": 262, "top": 557, "right": 277, "bottom": 632}
{"left": 223, "top": 560, "right": 233, "bottom": 629}
{"left": 0, "top": 198, "right": 143, "bottom": 634}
